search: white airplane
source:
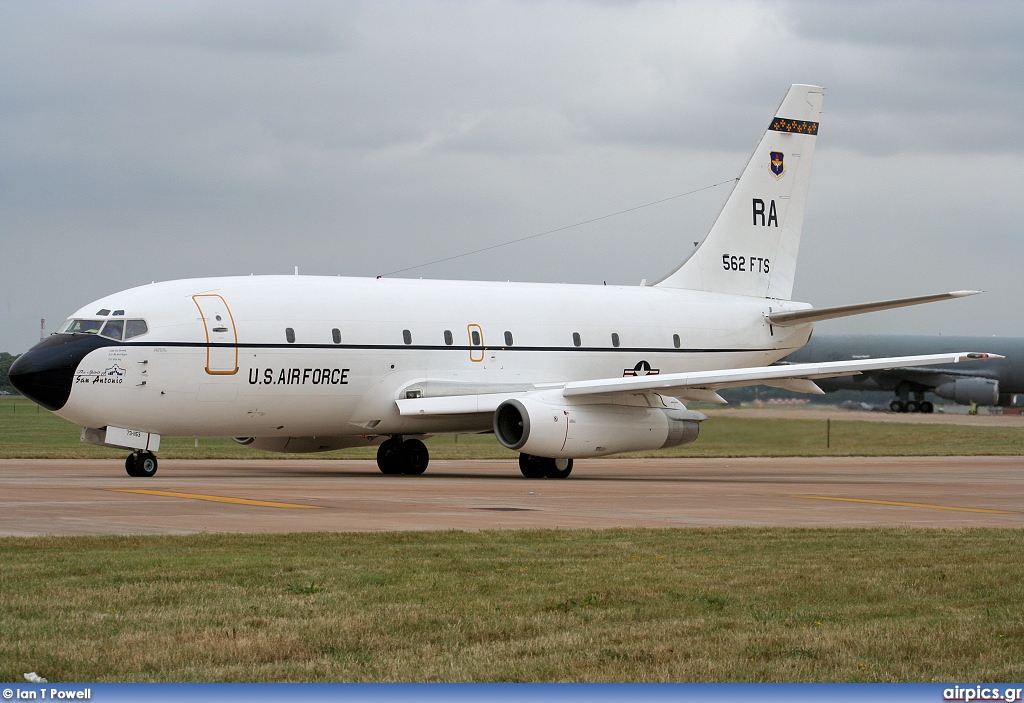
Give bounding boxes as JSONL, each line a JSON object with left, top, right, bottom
{"left": 9, "top": 84, "right": 995, "bottom": 479}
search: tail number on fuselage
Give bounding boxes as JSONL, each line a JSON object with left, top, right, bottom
{"left": 248, "top": 368, "right": 350, "bottom": 385}
{"left": 722, "top": 255, "right": 770, "bottom": 273}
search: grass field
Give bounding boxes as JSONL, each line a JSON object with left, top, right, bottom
{"left": 3, "top": 398, "right": 1023, "bottom": 682}
{"left": 2, "top": 529, "right": 1024, "bottom": 682}
{"left": 2, "top": 397, "right": 1023, "bottom": 459}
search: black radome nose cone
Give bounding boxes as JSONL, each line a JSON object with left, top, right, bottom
{"left": 8, "top": 334, "right": 117, "bottom": 411}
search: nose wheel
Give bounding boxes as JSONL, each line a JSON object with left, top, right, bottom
{"left": 125, "top": 451, "right": 158, "bottom": 477}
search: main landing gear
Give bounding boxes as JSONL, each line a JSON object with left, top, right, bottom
{"left": 888, "top": 398, "right": 934, "bottom": 414}
{"left": 519, "top": 453, "right": 573, "bottom": 479}
{"left": 376, "top": 437, "right": 430, "bottom": 475}
{"left": 125, "top": 451, "right": 158, "bottom": 477}
{"left": 889, "top": 384, "right": 934, "bottom": 414}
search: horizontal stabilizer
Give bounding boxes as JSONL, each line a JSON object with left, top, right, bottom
{"left": 766, "top": 291, "right": 981, "bottom": 327}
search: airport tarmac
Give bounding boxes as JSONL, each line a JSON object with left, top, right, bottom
{"left": 1, "top": 455, "right": 1022, "bottom": 535}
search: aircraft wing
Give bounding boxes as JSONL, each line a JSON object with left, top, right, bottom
{"left": 560, "top": 352, "right": 998, "bottom": 402}
{"left": 397, "top": 352, "right": 1000, "bottom": 415}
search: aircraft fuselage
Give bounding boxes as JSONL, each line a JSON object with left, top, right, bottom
{"left": 49, "top": 275, "right": 810, "bottom": 442}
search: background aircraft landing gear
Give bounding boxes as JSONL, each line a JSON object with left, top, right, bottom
{"left": 125, "top": 451, "right": 158, "bottom": 477}
{"left": 889, "top": 386, "right": 934, "bottom": 414}
{"left": 376, "top": 437, "right": 430, "bottom": 475}
{"left": 519, "top": 453, "right": 573, "bottom": 479}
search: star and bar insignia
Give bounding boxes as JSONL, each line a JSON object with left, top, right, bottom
{"left": 623, "top": 360, "right": 660, "bottom": 377}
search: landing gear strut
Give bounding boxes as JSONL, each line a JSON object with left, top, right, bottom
{"left": 376, "top": 437, "right": 430, "bottom": 475}
{"left": 519, "top": 453, "right": 573, "bottom": 479}
{"left": 125, "top": 451, "right": 158, "bottom": 477}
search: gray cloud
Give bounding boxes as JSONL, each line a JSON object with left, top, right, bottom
{"left": 1, "top": 0, "right": 1022, "bottom": 352}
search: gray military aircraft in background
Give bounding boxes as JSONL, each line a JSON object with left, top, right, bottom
{"left": 781, "top": 335, "right": 1024, "bottom": 413}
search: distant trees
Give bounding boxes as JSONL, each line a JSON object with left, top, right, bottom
{"left": 0, "top": 352, "right": 20, "bottom": 394}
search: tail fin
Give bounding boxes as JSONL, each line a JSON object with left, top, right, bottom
{"left": 656, "top": 84, "right": 824, "bottom": 300}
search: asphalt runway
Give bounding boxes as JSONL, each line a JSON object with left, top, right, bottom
{"left": 1, "top": 455, "right": 1022, "bottom": 535}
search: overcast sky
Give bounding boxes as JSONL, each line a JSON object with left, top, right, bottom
{"left": 1, "top": 1, "right": 1022, "bottom": 353}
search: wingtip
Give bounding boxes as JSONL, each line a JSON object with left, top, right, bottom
{"left": 950, "top": 290, "right": 984, "bottom": 297}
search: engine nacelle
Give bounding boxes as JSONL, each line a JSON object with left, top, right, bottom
{"left": 231, "top": 436, "right": 379, "bottom": 453}
{"left": 493, "top": 397, "right": 702, "bottom": 459}
{"left": 933, "top": 377, "right": 999, "bottom": 406}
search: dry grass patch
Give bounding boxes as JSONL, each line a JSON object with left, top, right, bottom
{"left": 2, "top": 529, "right": 1024, "bottom": 682}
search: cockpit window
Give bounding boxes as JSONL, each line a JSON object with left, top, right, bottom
{"left": 100, "top": 319, "right": 125, "bottom": 340}
{"left": 96, "top": 309, "right": 111, "bottom": 316}
{"left": 62, "top": 318, "right": 148, "bottom": 339}
{"left": 124, "top": 319, "right": 148, "bottom": 340}
{"left": 63, "top": 319, "right": 103, "bottom": 335}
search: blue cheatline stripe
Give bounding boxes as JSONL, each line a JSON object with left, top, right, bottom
{"left": 0, "top": 683, "right": 1018, "bottom": 702}
{"left": 122, "top": 340, "right": 779, "bottom": 355}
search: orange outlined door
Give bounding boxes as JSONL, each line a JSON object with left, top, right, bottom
{"left": 192, "top": 294, "right": 238, "bottom": 375}
{"left": 467, "top": 324, "right": 484, "bottom": 362}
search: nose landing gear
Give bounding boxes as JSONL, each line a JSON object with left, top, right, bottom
{"left": 125, "top": 451, "right": 158, "bottom": 477}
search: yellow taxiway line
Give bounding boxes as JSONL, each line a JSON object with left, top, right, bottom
{"left": 108, "top": 488, "right": 323, "bottom": 509}
{"left": 795, "top": 494, "right": 1013, "bottom": 515}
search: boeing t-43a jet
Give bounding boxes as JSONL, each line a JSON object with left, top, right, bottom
{"left": 9, "top": 85, "right": 995, "bottom": 478}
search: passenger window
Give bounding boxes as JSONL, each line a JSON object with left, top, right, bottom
{"left": 504, "top": 331, "right": 513, "bottom": 347}
{"left": 611, "top": 333, "right": 620, "bottom": 348}
{"left": 100, "top": 320, "right": 125, "bottom": 340}
{"left": 444, "top": 330, "right": 453, "bottom": 346}
{"left": 673, "top": 333, "right": 681, "bottom": 349}
{"left": 332, "top": 328, "right": 341, "bottom": 344}
{"left": 124, "top": 320, "right": 149, "bottom": 340}
{"left": 286, "top": 328, "right": 295, "bottom": 343}
{"left": 403, "top": 329, "right": 412, "bottom": 345}
{"left": 572, "top": 332, "right": 581, "bottom": 347}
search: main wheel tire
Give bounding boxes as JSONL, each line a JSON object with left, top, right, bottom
{"left": 920, "top": 401, "right": 934, "bottom": 414}
{"left": 376, "top": 438, "right": 404, "bottom": 475}
{"left": 401, "top": 439, "right": 429, "bottom": 475}
{"left": 545, "top": 457, "right": 573, "bottom": 479}
{"left": 518, "top": 453, "right": 547, "bottom": 479}
{"left": 125, "top": 454, "right": 139, "bottom": 477}
{"left": 889, "top": 399, "right": 906, "bottom": 413}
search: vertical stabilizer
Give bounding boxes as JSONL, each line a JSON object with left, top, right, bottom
{"left": 656, "top": 84, "right": 823, "bottom": 300}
